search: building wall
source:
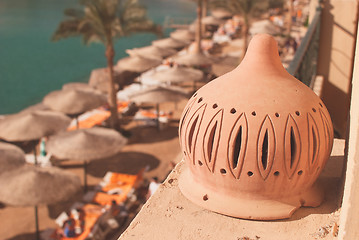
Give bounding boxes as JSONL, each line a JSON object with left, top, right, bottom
{"left": 338, "top": 19, "right": 359, "bottom": 239}
{"left": 316, "top": 0, "right": 358, "bottom": 137}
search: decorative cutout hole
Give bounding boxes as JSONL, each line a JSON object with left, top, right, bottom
{"left": 261, "top": 131, "right": 269, "bottom": 170}
{"left": 188, "top": 116, "right": 199, "bottom": 153}
{"left": 230, "top": 108, "right": 236, "bottom": 114}
{"left": 193, "top": 93, "right": 197, "bottom": 97}
{"left": 203, "top": 194, "right": 208, "bottom": 201}
{"left": 290, "top": 127, "right": 297, "bottom": 168}
{"left": 207, "top": 122, "right": 217, "bottom": 163}
{"left": 198, "top": 97, "right": 203, "bottom": 103}
{"left": 275, "top": 113, "right": 280, "bottom": 117}
{"left": 198, "top": 160, "right": 203, "bottom": 166}
{"left": 298, "top": 170, "right": 303, "bottom": 175}
{"left": 274, "top": 171, "right": 280, "bottom": 176}
{"left": 233, "top": 126, "right": 242, "bottom": 169}
{"left": 312, "top": 108, "right": 317, "bottom": 113}
{"left": 183, "top": 151, "right": 186, "bottom": 156}
{"left": 295, "top": 111, "right": 300, "bottom": 116}
{"left": 247, "top": 171, "right": 253, "bottom": 176}
{"left": 252, "top": 111, "right": 256, "bottom": 116}
{"left": 220, "top": 168, "right": 227, "bottom": 175}
{"left": 312, "top": 127, "right": 317, "bottom": 163}
{"left": 212, "top": 104, "right": 218, "bottom": 109}
{"left": 319, "top": 102, "right": 323, "bottom": 107}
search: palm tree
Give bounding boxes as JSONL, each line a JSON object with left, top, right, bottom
{"left": 209, "top": 0, "right": 268, "bottom": 57}
{"left": 52, "top": 0, "right": 160, "bottom": 129}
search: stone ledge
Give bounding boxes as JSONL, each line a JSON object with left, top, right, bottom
{"left": 119, "top": 139, "right": 345, "bottom": 240}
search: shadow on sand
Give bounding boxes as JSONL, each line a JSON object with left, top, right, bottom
{"left": 87, "top": 151, "right": 160, "bottom": 177}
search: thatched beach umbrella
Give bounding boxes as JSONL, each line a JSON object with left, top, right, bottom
{"left": 249, "top": 20, "right": 280, "bottom": 35}
{"left": 0, "top": 110, "right": 71, "bottom": 142}
{"left": 88, "top": 67, "right": 121, "bottom": 93}
{"left": 149, "top": 66, "right": 203, "bottom": 85}
{"left": 0, "top": 110, "right": 71, "bottom": 165}
{"left": 0, "top": 165, "right": 81, "bottom": 240}
{"left": 170, "top": 29, "right": 195, "bottom": 43}
{"left": 43, "top": 88, "right": 107, "bottom": 116}
{"left": 47, "top": 127, "right": 127, "bottom": 191}
{"left": 126, "top": 45, "right": 176, "bottom": 60}
{"left": 211, "top": 55, "right": 240, "bottom": 77}
{"left": 62, "top": 82, "right": 94, "bottom": 91}
{"left": 202, "top": 15, "right": 225, "bottom": 26}
{"left": 173, "top": 52, "right": 213, "bottom": 67}
{"left": 152, "top": 37, "right": 188, "bottom": 50}
{"left": 211, "top": 9, "right": 233, "bottom": 19}
{"left": 128, "top": 86, "right": 189, "bottom": 129}
{"left": 0, "top": 142, "right": 26, "bottom": 174}
{"left": 116, "top": 55, "right": 161, "bottom": 73}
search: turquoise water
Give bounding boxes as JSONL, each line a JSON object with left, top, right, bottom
{"left": 0, "top": 0, "right": 196, "bottom": 115}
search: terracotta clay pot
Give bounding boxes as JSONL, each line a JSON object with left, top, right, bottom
{"left": 178, "top": 34, "right": 334, "bottom": 220}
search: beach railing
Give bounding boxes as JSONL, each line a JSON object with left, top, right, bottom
{"left": 287, "top": 5, "right": 322, "bottom": 88}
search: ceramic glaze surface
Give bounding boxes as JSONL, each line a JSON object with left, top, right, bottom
{"left": 178, "top": 34, "right": 334, "bottom": 220}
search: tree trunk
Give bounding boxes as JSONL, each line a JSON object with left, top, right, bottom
{"left": 194, "top": 0, "right": 203, "bottom": 54}
{"left": 105, "top": 42, "right": 119, "bottom": 130}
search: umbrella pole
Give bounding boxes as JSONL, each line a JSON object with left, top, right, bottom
{"left": 76, "top": 116, "right": 79, "bottom": 129}
{"left": 33, "top": 145, "right": 38, "bottom": 166}
{"left": 156, "top": 103, "right": 160, "bottom": 131}
{"left": 84, "top": 160, "right": 88, "bottom": 192}
{"left": 34, "top": 205, "right": 40, "bottom": 240}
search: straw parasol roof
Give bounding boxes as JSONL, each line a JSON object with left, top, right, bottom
{"left": 47, "top": 127, "right": 127, "bottom": 161}
{"left": 211, "top": 9, "right": 233, "bottom": 19}
{"left": 116, "top": 55, "right": 162, "bottom": 73}
{"left": 249, "top": 20, "right": 280, "bottom": 35}
{"left": 149, "top": 66, "right": 203, "bottom": 84}
{"left": 0, "top": 165, "right": 81, "bottom": 206}
{"left": 170, "top": 29, "right": 195, "bottom": 43}
{"left": 62, "top": 82, "right": 94, "bottom": 91}
{"left": 0, "top": 142, "right": 26, "bottom": 174}
{"left": 88, "top": 67, "right": 120, "bottom": 93}
{"left": 173, "top": 52, "right": 213, "bottom": 67}
{"left": 126, "top": 45, "right": 176, "bottom": 60}
{"left": 152, "top": 37, "right": 188, "bottom": 49}
{"left": 43, "top": 88, "right": 107, "bottom": 115}
{"left": 0, "top": 110, "right": 71, "bottom": 142}
{"left": 202, "top": 15, "right": 225, "bottom": 26}
{"left": 128, "top": 85, "right": 189, "bottom": 104}
{"left": 211, "top": 55, "right": 240, "bottom": 77}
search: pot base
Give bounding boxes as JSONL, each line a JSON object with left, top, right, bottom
{"left": 179, "top": 166, "right": 324, "bottom": 220}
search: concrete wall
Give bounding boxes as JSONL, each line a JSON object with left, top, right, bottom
{"left": 316, "top": 0, "right": 358, "bottom": 137}
{"left": 338, "top": 19, "right": 359, "bottom": 240}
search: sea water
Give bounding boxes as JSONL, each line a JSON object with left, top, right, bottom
{"left": 0, "top": 0, "right": 196, "bottom": 115}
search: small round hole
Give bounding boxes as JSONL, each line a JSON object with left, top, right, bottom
{"left": 230, "top": 108, "right": 236, "bottom": 114}
{"left": 212, "top": 103, "right": 218, "bottom": 109}
{"left": 312, "top": 108, "right": 317, "bottom": 112}
{"left": 247, "top": 171, "right": 253, "bottom": 176}
{"left": 220, "top": 168, "right": 226, "bottom": 175}
{"left": 251, "top": 111, "right": 256, "bottom": 116}
{"left": 203, "top": 194, "right": 208, "bottom": 201}
{"left": 198, "top": 97, "right": 203, "bottom": 103}
{"left": 198, "top": 161, "right": 203, "bottom": 166}
{"left": 319, "top": 102, "right": 323, "bottom": 107}
{"left": 274, "top": 171, "right": 280, "bottom": 176}
{"left": 275, "top": 113, "right": 280, "bottom": 117}
{"left": 295, "top": 111, "right": 300, "bottom": 116}
{"left": 298, "top": 170, "right": 303, "bottom": 175}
